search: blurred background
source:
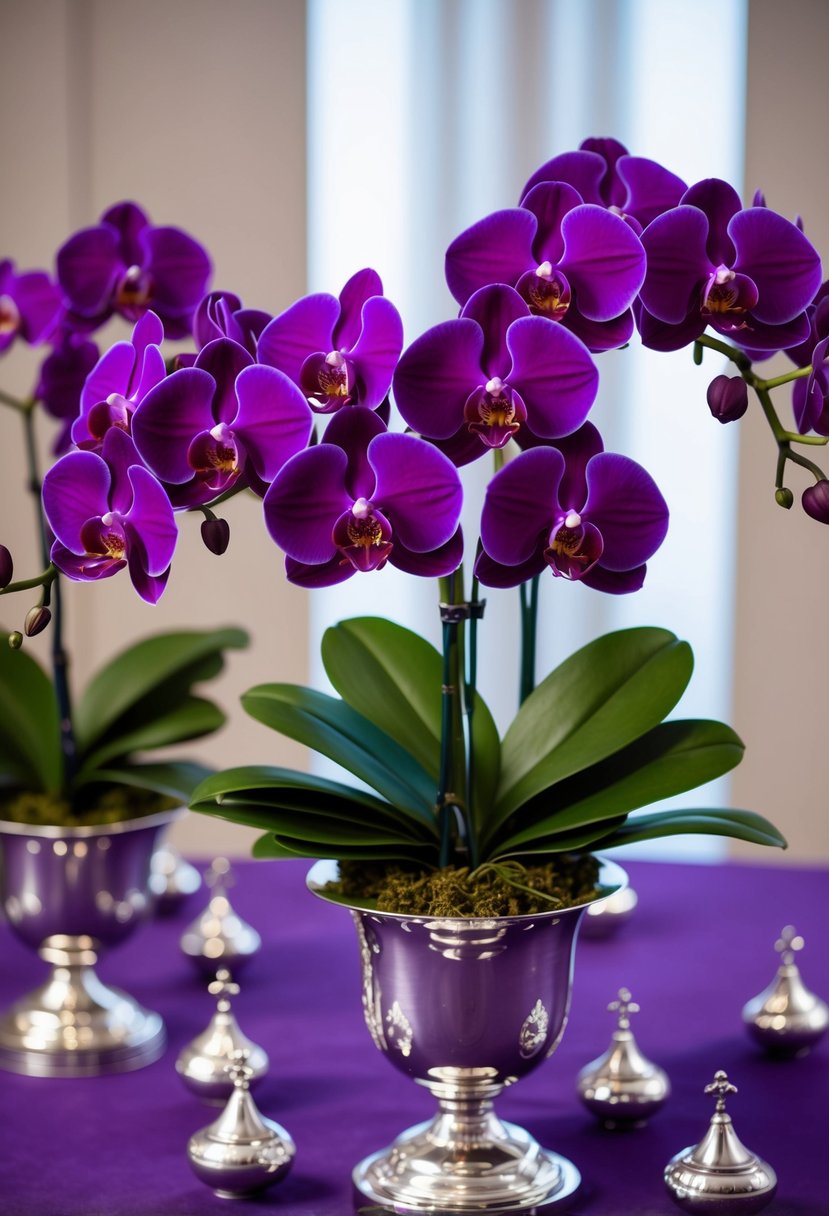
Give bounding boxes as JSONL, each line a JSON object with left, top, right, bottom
{"left": 1, "top": 0, "right": 827, "bottom": 863}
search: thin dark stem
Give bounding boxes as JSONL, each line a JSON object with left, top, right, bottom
{"left": 436, "top": 569, "right": 469, "bottom": 868}
{"left": 519, "top": 573, "right": 540, "bottom": 704}
{"left": 21, "top": 405, "right": 77, "bottom": 793}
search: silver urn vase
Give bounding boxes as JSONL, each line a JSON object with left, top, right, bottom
{"left": 0, "top": 806, "right": 182, "bottom": 1077}
{"left": 309, "top": 857, "right": 626, "bottom": 1214}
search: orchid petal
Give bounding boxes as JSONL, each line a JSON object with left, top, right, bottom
{"left": 481, "top": 447, "right": 565, "bottom": 565}
{"left": 101, "top": 428, "right": 143, "bottom": 515}
{"left": 461, "top": 285, "right": 529, "bottom": 378}
{"left": 445, "top": 208, "right": 537, "bottom": 306}
{"left": 42, "top": 451, "right": 110, "bottom": 552}
{"left": 562, "top": 308, "right": 634, "bottom": 353}
{"left": 507, "top": 316, "right": 598, "bottom": 437}
{"left": 559, "top": 205, "right": 646, "bottom": 320}
{"left": 348, "top": 295, "right": 404, "bottom": 407}
{"left": 334, "top": 268, "right": 384, "bottom": 350}
{"left": 682, "top": 179, "right": 742, "bottom": 265}
{"left": 393, "top": 318, "right": 485, "bottom": 440}
{"left": 370, "top": 432, "right": 463, "bottom": 551}
{"left": 640, "top": 207, "right": 711, "bottom": 324}
{"left": 257, "top": 293, "right": 340, "bottom": 385}
{"left": 132, "top": 367, "right": 217, "bottom": 484}
{"left": 124, "top": 465, "right": 177, "bottom": 576}
{"left": 285, "top": 554, "right": 354, "bottom": 588}
{"left": 520, "top": 150, "right": 606, "bottom": 207}
{"left": 50, "top": 540, "right": 124, "bottom": 582}
{"left": 474, "top": 547, "right": 546, "bottom": 588}
{"left": 322, "top": 407, "right": 386, "bottom": 499}
{"left": 101, "top": 202, "right": 150, "bottom": 265}
{"left": 616, "top": 156, "right": 687, "bottom": 227}
{"left": 142, "top": 226, "right": 212, "bottom": 319}
{"left": 389, "top": 526, "right": 464, "bottom": 577}
{"left": 582, "top": 453, "right": 669, "bottom": 570}
{"left": 195, "top": 338, "right": 254, "bottom": 424}
{"left": 581, "top": 563, "right": 647, "bottom": 594}
{"left": 264, "top": 445, "right": 351, "bottom": 564}
{"left": 232, "top": 364, "right": 314, "bottom": 482}
{"left": 125, "top": 547, "right": 170, "bottom": 603}
{"left": 57, "top": 225, "right": 122, "bottom": 317}
{"left": 730, "top": 208, "right": 823, "bottom": 325}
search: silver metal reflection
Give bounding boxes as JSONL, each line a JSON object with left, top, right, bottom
{"left": 176, "top": 968, "right": 269, "bottom": 1102}
{"left": 664, "top": 1070, "right": 777, "bottom": 1214}
{"left": 0, "top": 808, "right": 182, "bottom": 1076}
{"left": 149, "top": 842, "right": 202, "bottom": 913}
{"left": 580, "top": 884, "right": 638, "bottom": 937}
{"left": 742, "top": 925, "right": 828, "bottom": 1056}
{"left": 187, "top": 1049, "right": 294, "bottom": 1198}
{"left": 179, "top": 858, "right": 261, "bottom": 976}
{"left": 576, "top": 987, "right": 670, "bottom": 1127}
{"left": 309, "top": 857, "right": 627, "bottom": 1213}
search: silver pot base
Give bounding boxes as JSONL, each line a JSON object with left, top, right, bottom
{"left": 0, "top": 959, "right": 165, "bottom": 1077}
{"left": 352, "top": 1113, "right": 581, "bottom": 1213}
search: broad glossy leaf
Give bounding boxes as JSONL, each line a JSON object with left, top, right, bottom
{"left": 252, "top": 832, "right": 434, "bottom": 863}
{"left": 490, "top": 720, "right": 744, "bottom": 852}
{"left": 468, "top": 691, "right": 501, "bottom": 839}
{"left": 80, "top": 697, "right": 224, "bottom": 772}
{"left": 241, "top": 684, "right": 439, "bottom": 824}
{"left": 191, "top": 765, "right": 437, "bottom": 841}
{"left": 321, "top": 618, "right": 442, "bottom": 777}
{"left": 75, "top": 627, "right": 247, "bottom": 753}
{"left": 495, "top": 628, "right": 693, "bottom": 827}
{"left": 74, "top": 760, "right": 214, "bottom": 801}
{"left": 595, "top": 807, "right": 787, "bottom": 850}
{"left": 491, "top": 815, "right": 629, "bottom": 859}
{"left": 0, "top": 642, "right": 61, "bottom": 792}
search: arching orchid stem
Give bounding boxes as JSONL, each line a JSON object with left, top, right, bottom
{"left": 781, "top": 444, "right": 827, "bottom": 483}
{"left": 0, "top": 564, "right": 57, "bottom": 597}
{"left": 695, "top": 334, "right": 752, "bottom": 375}
{"left": 21, "top": 404, "right": 77, "bottom": 792}
{"left": 519, "top": 573, "right": 540, "bottom": 704}
{"left": 755, "top": 366, "right": 812, "bottom": 392}
{"left": 0, "top": 388, "right": 31, "bottom": 413}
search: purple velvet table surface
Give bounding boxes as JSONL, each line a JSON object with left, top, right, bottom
{"left": 0, "top": 857, "right": 827, "bottom": 1216}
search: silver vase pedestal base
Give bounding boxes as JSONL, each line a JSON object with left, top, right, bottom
{"left": 353, "top": 1107, "right": 580, "bottom": 1213}
{"left": 0, "top": 934, "right": 165, "bottom": 1077}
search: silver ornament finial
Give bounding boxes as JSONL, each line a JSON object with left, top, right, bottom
{"left": 665, "top": 1069, "right": 776, "bottom": 1213}
{"left": 179, "top": 858, "right": 261, "bottom": 977}
{"left": 742, "top": 925, "right": 828, "bottom": 1056}
{"left": 576, "top": 987, "right": 670, "bottom": 1128}
{"left": 225, "top": 1048, "right": 254, "bottom": 1089}
{"left": 208, "top": 968, "right": 240, "bottom": 1012}
{"left": 176, "top": 971, "right": 269, "bottom": 1103}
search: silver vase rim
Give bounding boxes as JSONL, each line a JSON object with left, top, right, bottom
{"left": 0, "top": 803, "right": 186, "bottom": 840}
{"left": 306, "top": 856, "right": 627, "bottom": 926}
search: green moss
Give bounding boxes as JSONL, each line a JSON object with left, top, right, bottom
{"left": 331, "top": 855, "right": 601, "bottom": 917}
{"left": 0, "top": 787, "right": 178, "bottom": 827}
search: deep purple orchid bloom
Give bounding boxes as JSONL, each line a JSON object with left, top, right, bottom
{"left": 194, "top": 291, "right": 271, "bottom": 356}
{"left": 263, "top": 407, "right": 463, "bottom": 587}
{"left": 0, "top": 260, "right": 62, "bottom": 354}
{"left": 131, "top": 337, "right": 314, "bottom": 508}
{"left": 637, "top": 179, "right": 823, "bottom": 354}
{"left": 42, "top": 428, "right": 177, "bottom": 603}
{"left": 70, "top": 311, "right": 166, "bottom": 449}
{"left": 785, "top": 282, "right": 829, "bottom": 434}
{"left": 56, "top": 202, "right": 212, "bottom": 338}
{"left": 257, "top": 269, "right": 403, "bottom": 413}
{"left": 475, "top": 422, "right": 668, "bottom": 593}
{"left": 393, "top": 284, "right": 599, "bottom": 466}
{"left": 444, "top": 182, "right": 646, "bottom": 352}
{"left": 520, "top": 138, "right": 687, "bottom": 232}
{"left": 36, "top": 334, "right": 100, "bottom": 454}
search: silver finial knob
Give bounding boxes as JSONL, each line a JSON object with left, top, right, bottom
{"left": 742, "top": 926, "right": 828, "bottom": 1056}
{"left": 179, "top": 859, "right": 261, "bottom": 977}
{"left": 176, "top": 969, "right": 269, "bottom": 1103}
{"left": 576, "top": 988, "right": 670, "bottom": 1128}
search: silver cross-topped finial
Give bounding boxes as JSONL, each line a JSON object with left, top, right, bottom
{"left": 208, "top": 966, "right": 240, "bottom": 1011}
{"left": 608, "top": 987, "right": 640, "bottom": 1030}
{"left": 704, "top": 1069, "right": 738, "bottom": 1113}
{"left": 225, "top": 1047, "right": 253, "bottom": 1089}
{"left": 775, "top": 925, "right": 804, "bottom": 965}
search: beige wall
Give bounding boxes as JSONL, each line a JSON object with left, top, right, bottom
{"left": 0, "top": 0, "right": 309, "bottom": 856}
{"left": 729, "top": 0, "right": 829, "bottom": 862}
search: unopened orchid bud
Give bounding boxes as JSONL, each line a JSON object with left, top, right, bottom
{"left": 24, "top": 605, "right": 52, "bottom": 637}
{"left": 0, "top": 545, "right": 12, "bottom": 588}
{"left": 8, "top": 631, "right": 23, "bottom": 650}
{"left": 707, "top": 375, "right": 748, "bottom": 424}
{"left": 802, "top": 480, "right": 829, "bottom": 523}
{"left": 201, "top": 517, "right": 230, "bottom": 556}
{"left": 775, "top": 488, "right": 794, "bottom": 509}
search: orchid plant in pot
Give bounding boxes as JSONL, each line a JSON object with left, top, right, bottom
{"left": 1, "top": 136, "right": 823, "bottom": 1204}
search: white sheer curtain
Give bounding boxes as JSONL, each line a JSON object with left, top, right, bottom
{"left": 306, "top": 0, "right": 748, "bottom": 859}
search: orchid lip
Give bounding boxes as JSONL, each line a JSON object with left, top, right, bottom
{"left": 0, "top": 294, "right": 20, "bottom": 334}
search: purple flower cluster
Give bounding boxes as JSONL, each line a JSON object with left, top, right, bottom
{"left": 9, "top": 135, "right": 829, "bottom": 606}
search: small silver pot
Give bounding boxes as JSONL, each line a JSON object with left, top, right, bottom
{"left": 309, "top": 856, "right": 626, "bottom": 1214}
{"left": 0, "top": 806, "right": 182, "bottom": 1076}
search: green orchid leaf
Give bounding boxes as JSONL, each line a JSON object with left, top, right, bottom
{"left": 468, "top": 690, "right": 501, "bottom": 838}
{"left": 74, "top": 761, "right": 214, "bottom": 802}
{"left": 0, "top": 641, "right": 61, "bottom": 792}
{"left": 80, "top": 697, "right": 225, "bottom": 773}
{"left": 321, "top": 617, "right": 442, "bottom": 777}
{"left": 191, "top": 765, "right": 437, "bottom": 841}
{"left": 494, "top": 627, "right": 693, "bottom": 829}
{"left": 241, "top": 684, "right": 439, "bottom": 824}
{"left": 491, "top": 815, "right": 630, "bottom": 859}
{"left": 75, "top": 627, "right": 248, "bottom": 754}
{"left": 595, "top": 807, "right": 787, "bottom": 850}
{"left": 251, "top": 832, "right": 434, "bottom": 863}
{"left": 490, "top": 719, "right": 744, "bottom": 852}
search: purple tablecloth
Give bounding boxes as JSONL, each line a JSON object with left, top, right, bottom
{"left": 0, "top": 858, "right": 826, "bottom": 1216}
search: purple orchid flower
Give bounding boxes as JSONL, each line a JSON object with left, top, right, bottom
{"left": 520, "top": 138, "right": 687, "bottom": 232}
{"left": 444, "top": 182, "right": 646, "bottom": 352}
{"left": 131, "top": 337, "right": 315, "bottom": 508}
{"left": 70, "top": 311, "right": 167, "bottom": 449}
{"left": 637, "top": 179, "right": 823, "bottom": 354}
{"left": 194, "top": 291, "right": 271, "bottom": 355}
{"left": 36, "top": 333, "right": 100, "bottom": 454}
{"left": 785, "top": 282, "right": 829, "bottom": 434}
{"left": 475, "top": 422, "right": 668, "bottom": 593}
{"left": 393, "top": 284, "right": 599, "bottom": 466}
{"left": 0, "top": 260, "right": 62, "bottom": 354}
{"left": 263, "top": 406, "right": 463, "bottom": 587}
{"left": 56, "top": 202, "right": 212, "bottom": 338}
{"left": 42, "top": 427, "right": 177, "bottom": 603}
{"left": 257, "top": 268, "right": 403, "bottom": 413}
